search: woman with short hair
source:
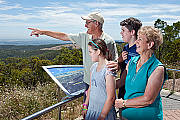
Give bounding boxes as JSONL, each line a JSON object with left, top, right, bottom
{"left": 115, "top": 26, "right": 168, "bottom": 120}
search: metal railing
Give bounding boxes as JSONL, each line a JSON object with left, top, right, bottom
{"left": 22, "top": 68, "right": 180, "bottom": 120}
{"left": 22, "top": 92, "right": 83, "bottom": 120}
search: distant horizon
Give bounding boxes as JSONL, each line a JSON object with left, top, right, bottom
{"left": 0, "top": 39, "right": 72, "bottom": 45}
{"left": 0, "top": 39, "right": 124, "bottom": 45}
{"left": 0, "top": 38, "right": 123, "bottom": 42}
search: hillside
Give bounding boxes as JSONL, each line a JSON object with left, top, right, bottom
{"left": 0, "top": 44, "right": 77, "bottom": 59}
{"left": 40, "top": 43, "right": 80, "bottom": 50}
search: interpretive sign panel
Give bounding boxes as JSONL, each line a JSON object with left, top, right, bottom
{"left": 42, "top": 65, "right": 86, "bottom": 96}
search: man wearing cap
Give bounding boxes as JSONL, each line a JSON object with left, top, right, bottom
{"left": 28, "top": 12, "right": 118, "bottom": 100}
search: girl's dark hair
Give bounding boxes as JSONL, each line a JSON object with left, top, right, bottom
{"left": 88, "top": 38, "right": 111, "bottom": 60}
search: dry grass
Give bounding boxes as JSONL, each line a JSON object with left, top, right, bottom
{"left": 0, "top": 82, "right": 83, "bottom": 120}
{"left": 1, "top": 78, "right": 179, "bottom": 120}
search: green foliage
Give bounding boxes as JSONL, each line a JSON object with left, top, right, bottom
{"left": 163, "top": 39, "right": 180, "bottom": 64}
{"left": 53, "top": 47, "right": 83, "bottom": 65}
{"left": 154, "top": 19, "right": 180, "bottom": 66}
{"left": 116, "top": 42, "right": 126, "bottom": 56}
{"left": 0, "top": 46, "right": 83, "bottom": 87}
{"left": 0, "top": 44, "right": 60, "bottom": 59}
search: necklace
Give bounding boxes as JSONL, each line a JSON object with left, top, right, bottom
{"left": 136, "top": 58, "right": 143, "bottom": 72}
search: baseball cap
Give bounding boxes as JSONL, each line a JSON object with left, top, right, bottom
{"left": 81, "top": 12, "right": 104, "bottom": 24}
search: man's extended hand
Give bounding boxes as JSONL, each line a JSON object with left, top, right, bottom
{"left": 28, "top": 28, "right": 44, "bottom": 37}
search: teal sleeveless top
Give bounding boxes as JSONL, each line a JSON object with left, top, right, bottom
{"left": 122, "top": 54, "right": 168, "bottom": 120}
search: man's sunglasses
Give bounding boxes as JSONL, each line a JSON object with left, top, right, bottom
{"left": 86, "top": 20, "right": 96, "bottom": 25}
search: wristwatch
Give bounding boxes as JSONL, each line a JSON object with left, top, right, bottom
{"left": 122, "top": 100, "right": 127, "bottom": 108}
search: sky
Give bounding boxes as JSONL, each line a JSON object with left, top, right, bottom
{"left": 0, "top": 0, "right": 180, "bottom": 41}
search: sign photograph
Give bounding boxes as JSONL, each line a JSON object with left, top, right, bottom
{"left": 42, "top": 65, "right": 86, "bottom": 96}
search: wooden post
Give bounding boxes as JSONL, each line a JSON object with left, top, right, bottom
{"left": 172, "top": 71, "right": 176, "bottom": 93}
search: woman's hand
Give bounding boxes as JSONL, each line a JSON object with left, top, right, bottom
{"left": 97, "top": 114, "right": 106, "bottom": 120}
{"left": 115, "top": 98, "right": 124, "bottom": 108}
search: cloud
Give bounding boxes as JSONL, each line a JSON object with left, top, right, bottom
{"left": 27, "top": 5, "right": 84, "bottom": 27}
{"left": 151, "top": 15, "right": 180, "bottom": 25}
{"left": 152, "top": 15, "right": 180, "bottom": 20}
{"left": 0, "top": 14, "right": 38, "bottom": 21}
{"left": 0, "top": 0, "right": 179, "bottom": 40}
{"left": 102, "top": 4, "right": 180, "bottom": 16}
{"left": 38, "top": 6, "right": 76, "bottom": 16}
{"left": 0, "top": 4, "right": 22, "bottom": 10}
{"left": 0, "top": 0, "right": 22, "bottom": 10}
{"left": 81, "top": 2, "right": 119, "bottom": 8}
{"left": 0, "top": 0, "right": 5, "bottom": 4}
{"left": 77, "top": 2, "right": 142, "bottom": 8}
{"left": 1, "top": 1, "right": 179, "bottom": 23}
{"left": 142, "top": 21, "right": 155, "bottom": 26}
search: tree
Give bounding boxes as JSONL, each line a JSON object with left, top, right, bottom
{"left": 154, "top": 19, "right": 167, "bottom": 34}
{"left": 154, "top": 19, "right": 168, "bottom": 60}
{"left": 154, "top": 19, "right": 180, "bottom": 66}
{"left": 173, "top": 21, "right": 180, "bottom": 38}
{"left": 53, "top": 47, "right": 83, "bottom": 65}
